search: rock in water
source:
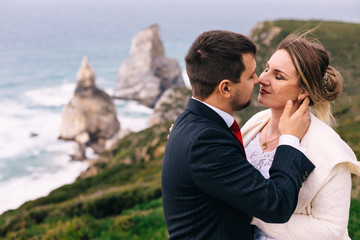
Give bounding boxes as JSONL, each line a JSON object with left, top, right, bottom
{"left": 114, "top": 24, "right": 184, "bottom": 108}
{"left": 59, "top": 57, "right": 120, "bottom": 160}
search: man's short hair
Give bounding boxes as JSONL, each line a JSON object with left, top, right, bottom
{"left": 185, "top": 30, "right": 256, "bottom": 99}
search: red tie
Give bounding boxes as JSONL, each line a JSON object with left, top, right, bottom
{"left": 230, "top": 120, "right": 246, "bottom": 156}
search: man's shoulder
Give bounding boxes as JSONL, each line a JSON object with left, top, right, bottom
{"left": 171, "top": 113, "right": 232, "bottom": 146}
{"left": 176, "top": 114, "right": 226, "bottom": 135}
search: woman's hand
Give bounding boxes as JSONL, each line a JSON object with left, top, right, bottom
{"left": 167, "top": 124, "right": 174, "bottom": 139}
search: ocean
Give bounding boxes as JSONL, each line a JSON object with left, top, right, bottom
{"left": 1, "top": 0, "right": 359, "bottom": 214}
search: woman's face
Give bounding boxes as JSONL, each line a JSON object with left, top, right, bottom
{"left": 258, "top": 49, "right": 303, "bottom": 110}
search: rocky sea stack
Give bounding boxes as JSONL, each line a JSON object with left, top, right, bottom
{"left": 114, "top": 24, "right": 184, "bottom": 108}
{"left": 59, "top": 57, "right": 121, "bottom": 160}
{"left": 150, "top": 86, "right": 192, "bottom": 126}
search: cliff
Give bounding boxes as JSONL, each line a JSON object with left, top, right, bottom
{"left": 150, "top": 86, "right": 192, "bottom": 126}
{"left": 114, "top": 24, "right": 185, "bottom": 108}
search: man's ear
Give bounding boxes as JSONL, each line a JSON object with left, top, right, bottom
{"left": 218, "top": 79, "right": 231, "bottom": 98}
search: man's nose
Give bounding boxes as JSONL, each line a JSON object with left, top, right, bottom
{"left": 253, "top": 74, "right": 260, "bottom": 85}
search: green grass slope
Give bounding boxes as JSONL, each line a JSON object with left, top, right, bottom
{"left": 0, "top": 124, "right": 170, "bottom": 239}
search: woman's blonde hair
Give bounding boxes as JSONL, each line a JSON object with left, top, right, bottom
{"left": 277, "top": 33, "right": 343, "bottom": 126}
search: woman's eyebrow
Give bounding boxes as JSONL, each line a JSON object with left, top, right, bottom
{"left": 266, "top": 62, "right": 289, "bottom": 77}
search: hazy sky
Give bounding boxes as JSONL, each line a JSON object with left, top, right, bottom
{"left": 2, "top": 0, "right": 360, "bottom": 31}
{"left": 1, "top": 0, "right": 359, "bottom": 70}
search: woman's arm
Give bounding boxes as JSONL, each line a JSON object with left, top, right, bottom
{"left": 252, "top": 163, "right": 351, "bottom": 240}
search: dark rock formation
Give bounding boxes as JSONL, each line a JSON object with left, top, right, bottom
{"left": 114, "top": 24, "right": 184, "bottom": 108}
{"left": 150, "top": 86, "right": 192, "bottom": 126}
{"left": 59, "top": 57, "right": 121, "bottom": 160}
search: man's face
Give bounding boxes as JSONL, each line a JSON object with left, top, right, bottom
{"left": 230, "top": 53, "right": 259, "bottom": 111}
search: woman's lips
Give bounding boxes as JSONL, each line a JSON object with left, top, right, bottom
{"left": 259, "top": 88, "right": 270, "bottom": 94}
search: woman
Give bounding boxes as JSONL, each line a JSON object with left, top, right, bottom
{"left": 241, "top": 34, "right": 360, "bottom": 239}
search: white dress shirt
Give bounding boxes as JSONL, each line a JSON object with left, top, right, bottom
{"left": 192, "top": 97, "right": 304, "bottom": 153}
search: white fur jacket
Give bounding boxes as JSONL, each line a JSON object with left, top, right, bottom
{"left": 241, "top": 109, "right": 360, "bottom": 240}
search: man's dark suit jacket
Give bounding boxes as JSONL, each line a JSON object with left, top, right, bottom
{"left": 161, "top": 98, "right": 315, "bottom": 240}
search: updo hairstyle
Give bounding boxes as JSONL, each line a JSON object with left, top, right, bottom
{"left": 277, "top": 34, "right": 343, "bottom": 126}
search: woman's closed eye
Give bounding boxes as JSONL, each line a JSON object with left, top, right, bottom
{"left": 275, "top": 74, "right": 284, "bottom": 80}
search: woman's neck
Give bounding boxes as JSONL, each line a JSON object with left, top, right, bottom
{"left": 268, "top": 108, "right": 282, "bottom": 135}
{"left": 259, "top": 108, "right": 282, "bottom": 152}
{"left": 269, "top": 101, "right": 300, "bottom": 133}
{"left": 260, "top": 104, "right": 301, "bottom": 152}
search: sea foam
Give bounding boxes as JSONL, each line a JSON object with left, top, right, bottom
{"left": 0, "top": 83, "right": 152, "bottom": 215}
{"left": 0, "top": 155, "right": 88, "bottom": 214}
{"left": 24, "top": 83, "right": 76, "bottom": 107}
{"left": 0, "top": 100, "right": 63, "bottom": 159}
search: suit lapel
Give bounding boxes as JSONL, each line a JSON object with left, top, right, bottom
{"left": 186, "top": 98, "right": 246, "bottom": 157}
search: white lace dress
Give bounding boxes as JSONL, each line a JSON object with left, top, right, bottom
{"left": 245, "top": 132, "right": 277, "bottom": 240}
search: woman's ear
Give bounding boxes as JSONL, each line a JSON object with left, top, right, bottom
{"left": 297, "top": 89, "right": 309, "bottom": 103}
{"left": 218, "top": 79, "right": 231, "bottom": 98}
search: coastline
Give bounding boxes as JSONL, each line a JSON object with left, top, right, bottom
{"left": 0, "top": 98, "right": 153, "bottom": 215}
{"left": 0, "top": 152, "right": 88, "bottom": 215}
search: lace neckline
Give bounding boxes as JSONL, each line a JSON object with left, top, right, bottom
{"left": 250, "top": 132, "right": 276, "bottom": 155}
{"left": 245, "top": 133, "right": 276, "bottom": 179}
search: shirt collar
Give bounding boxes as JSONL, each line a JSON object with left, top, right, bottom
{"left": 192, "top": 97, "right": 234, "bottom": 128}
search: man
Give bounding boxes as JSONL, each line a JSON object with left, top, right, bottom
{"left": 161, "top": 30, "right": 315, "bottom": 239}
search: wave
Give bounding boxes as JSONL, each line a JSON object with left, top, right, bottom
{"left": 182, "top": 68, "right": 190, "bottom": 87}
{"left": 0, "top": 156, "right": 88, "bottom": 215}
{"left": 0, "top": 101, "right": 63, "bottom": 159}
{"left": 0, "top": 83, "right": 153, "bottom": 159}
{"left": 0, "top": 81, "right": 153, "bottom": 214}
{"left": 24, "top": 83, "right": 76, "bottom": 107}
{"left": 115, "top": 100, "right": 152, "bottom": 132}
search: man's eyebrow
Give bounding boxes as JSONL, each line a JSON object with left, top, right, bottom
{"left": 252, "top": 66, "right": 257, "bottom": 75}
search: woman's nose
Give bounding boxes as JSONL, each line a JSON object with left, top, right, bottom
{"left": 259, "top": 72, "right": 270, "bottom": 85}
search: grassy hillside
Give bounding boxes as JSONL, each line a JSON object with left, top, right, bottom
{"left": 1, "top": 121, "right": 359, "bottom": 239}
{"left": 0, "top": 20, "right": 359, "bottom": 239}
{"left": 236, "top": 20, "right": 360, "bottom": 125}
{"left": 250, "top": 20, "right": 360, "bottom": 95}
{"left": 0, "top": 124, "right": 171, "bottom": 239}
